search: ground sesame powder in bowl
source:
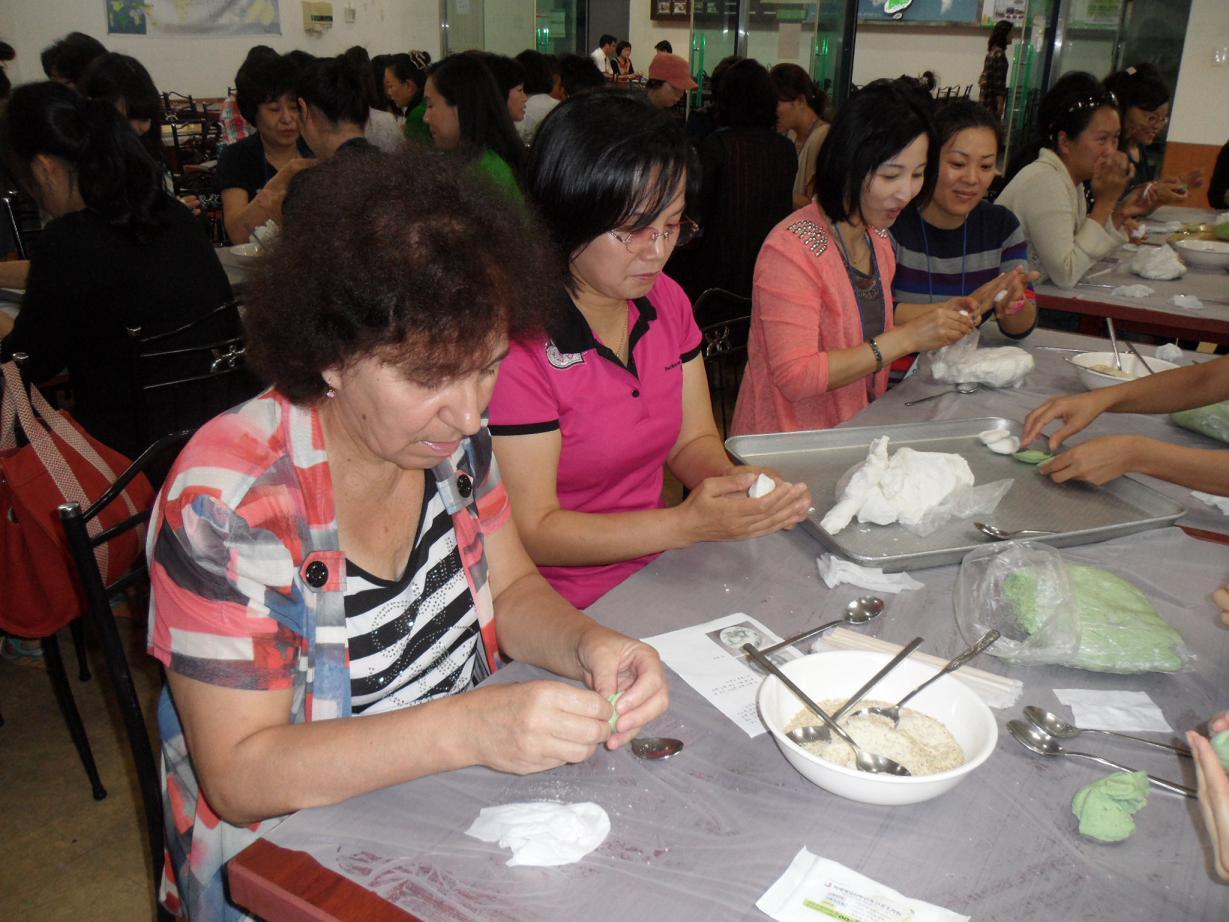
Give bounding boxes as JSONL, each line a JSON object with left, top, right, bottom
{"left": 784, "top": 699, "right": 965, "bottom": 776}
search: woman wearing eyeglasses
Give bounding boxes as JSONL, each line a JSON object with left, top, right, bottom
{"left": 1102, "top": 63, "right": 1203, "bottom": 210}
{"left": 997, "top": 72, "right": 1151, "bottom": 289}
{"left": 488, "top": 91, "right": 811, "bottom": 609}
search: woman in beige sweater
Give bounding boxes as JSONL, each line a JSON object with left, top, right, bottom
{"left": 997, "top": 72, "right": 1151, "bottom": 289}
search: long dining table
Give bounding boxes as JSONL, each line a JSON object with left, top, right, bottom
{"left": 227, "top": 329, "right": 1229, "bottom": 922}
{"left": 1034, "top": 206, "right": 1229, "bottom": 344}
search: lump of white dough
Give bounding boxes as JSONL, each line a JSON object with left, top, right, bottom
{"left": 931, "top": 346, "right": 1034, "bottom": 389}
{"left": 1171, "top": 294, "right": 1204, "bottom": 310}
{"left": 1130, "top": 244, "right": 1186, "bottom": 281}
{"left": 820, "top": 436, "right": 975, "bottom": 535}
{"left": 979, "top": 429, "right": 1021, "bottom": 455}
{"left": 748, "top": 473, "right": 776, "bottom": 498}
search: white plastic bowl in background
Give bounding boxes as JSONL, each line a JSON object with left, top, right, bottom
{"left": 757, "top": 650, "right": 997, "bottom": 806}
{"left": 1067, "top": 351, "right": 1179, "bottom": 390}
{"left": 1173, "top": 239, "right": 1229, "bottom": 270}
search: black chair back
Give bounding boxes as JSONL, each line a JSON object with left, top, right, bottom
{"left": 59, "top": 430, "right": 192, "bottom": 920}
{"left": 693, "top": 288, "right": 753, "bottom": 436}
{"left": 125, "top": 300, "right": 259, "bottom": 478}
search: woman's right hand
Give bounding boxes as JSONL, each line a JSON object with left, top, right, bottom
{"left": 1188, "top": 713, "right": 1229, "bottom": 881}
{"left": 900, "top": 299, "right": 977, "bottom": 353}
{"left": 1091, "top": 150, "right": 1133, "bottom": 207}
{"left": 676, "top": 471, "right": 810, "bottom": 545}
{"left": 1020, "top": 390, "right": 1113, "bottom": 450}
{"left": 468, "top": 680, "right": 614, "bottom": 775}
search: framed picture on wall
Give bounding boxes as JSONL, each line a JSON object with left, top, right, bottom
{"left": 652, "top": 0, "right": 691, "bottom": 22}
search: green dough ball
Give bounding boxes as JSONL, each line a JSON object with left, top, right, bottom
{"left": 1072, "top": 771, "right": 1150, "bottom": 842}
{"left": 1013, "top": 449, "right": 1055, "bottom": 465}
{"left": 1005, "top": 565, "right": 1185, "bottom": 673}
{"left": 1213, "top": 730, "right": 1229, "bottom": 772}
{"left": 607, "top": 691, "right": 623, "bottom": 731}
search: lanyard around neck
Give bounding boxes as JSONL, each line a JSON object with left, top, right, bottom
{"left": 917, "top": 210, "right": 967, "bottom": 302}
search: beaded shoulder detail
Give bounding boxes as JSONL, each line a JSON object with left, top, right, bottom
{"left": 872, "top": 227, "right": 889, "bottom": 238}
{"left": 785, "top": 219, "right": 829, "bottom": 256}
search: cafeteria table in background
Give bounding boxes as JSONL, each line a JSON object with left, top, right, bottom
{"left": 227, "top": 331, "right": 1229, "bottom": 922}
{"left": 1034, "top": 206, "right": 1229, "bottom": 345}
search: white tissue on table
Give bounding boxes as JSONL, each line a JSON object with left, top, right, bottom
{"left": 251, "top": 220, "right": 280, "bottom": 247}
{"left": 1111, "top": 283, "right": 1155, "bottom": 299}
{"left": 820, "top": 436, "right": 974, "bottom": 535}
{"left": 465, "top": 802, "right": 610, "bottom": 867}
{"left": 929, "top": 330, "right": 1034, "bottom": 388}
{"left": 816, "top": 555, "right": 923, "bottom": 594}
{"left": 1191, "top": 490, "right": 1229, "bottom": 515}
{"left": 748, "top": 473, "right": 776, "bottom": 498}
{"left": 1130, "top": 244, "right": 1187, "bottom": 280}
{"left": 1155, "top": 343, "right": 1184, "bottom": 363}
{"left": 1146, "top": 220, "right": 1183, "bottom": 235}
{"left": 1053, "top": 689, "right": 1173, "bottom": 733}
{"left": 1120, "top": 242, "right": 1141, "bottom": 251}
{"left": 978, "top": 429, "right": 1020, "bottom": 455}
{"left": 1171, "top": 293, "right": 1204, "bottom": 310}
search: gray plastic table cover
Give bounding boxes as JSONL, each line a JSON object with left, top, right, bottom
{"left": 876, "top": 327, "right": 1229, "bottom": 537}
{"left": 260, "top": 526, "right": 1229, "bottom": 921}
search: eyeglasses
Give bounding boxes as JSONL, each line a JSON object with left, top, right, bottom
{"left": 1142, "top": 111, "right": 1170, "bottom": 127}
{"left": 608, "top": 218, "right": 698, "bottom": 255}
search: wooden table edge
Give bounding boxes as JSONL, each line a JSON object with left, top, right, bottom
{"left": 228, "top": 838, "right": 421, "bottom": 922}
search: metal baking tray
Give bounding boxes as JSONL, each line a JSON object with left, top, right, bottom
{"left": 726, "top": 418, "right": 1185, "bottom": 571}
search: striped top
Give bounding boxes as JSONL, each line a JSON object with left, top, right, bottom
{"left": 889, "top": 200, "right": 1035, "bottom": 340}
{"left": 345, "top": 474, "right": 478, "bottom": 715}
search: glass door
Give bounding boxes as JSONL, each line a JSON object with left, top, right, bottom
{"left": 690, "top": 1, "right": 740, "bottom": 111}
{"left": 535, "top": 0, "right": 580, "bottom": 55}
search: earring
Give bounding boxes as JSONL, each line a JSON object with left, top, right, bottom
{"left": 325, "top": 387, "right": 336, "bottom": 399}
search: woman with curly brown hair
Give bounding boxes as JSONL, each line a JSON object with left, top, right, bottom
{"left": 145, "top": 148, "right": 668, "bottom": 920}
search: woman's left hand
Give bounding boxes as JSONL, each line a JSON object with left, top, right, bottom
{"left": 1038, "top": 434, "right": 1149, "bottom": 485}
{"left": 1213, "top": 580, "right": 1229, "bottom": 628}
{"left": 1188, "top": 717, "right": 1229, "bottom": 881}
{"left": 576, "top": 627, "right": 670, "bottom": 750}
{"left": 968, "top": 267, "right": 1038, "bottom": 324}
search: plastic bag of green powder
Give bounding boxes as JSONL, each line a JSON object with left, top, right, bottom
{"left": 955, "top": 542, "right": 1190, "bottom": 673}
{"left": 1170, "top": 400, "right": 1229, "bottom": 444}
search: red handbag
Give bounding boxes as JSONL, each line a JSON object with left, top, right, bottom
{"left": 0, "top": 361, "right": 153, "bottom": 637}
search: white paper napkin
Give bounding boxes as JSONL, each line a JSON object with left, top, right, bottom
{"left": 816, "top": 555, "right": 924, "bottom": 594}
{"left": 1191, "top": 490, "right": 1229, "bottom": 515}
{"left": 1111, "top": 284, "right": 1155, "bottom": 299}
{"left": 465, "top": 802, "right": 610, "bottom": 867}
{"left": 758, "top": 848, "right": 969, "bottom": 922}
{"left": 1053, "top": 689, "right": 1172, "bottom": 732}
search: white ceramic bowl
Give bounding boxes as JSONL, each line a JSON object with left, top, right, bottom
{"left": 1067, "top": 351, "right": 1179, "bottom": 390}
{"left": 757, "top": 650, "right": 997, "bottom": 806}
{"left": 1174, "top": 238, "right": 1229, "bottom": 270}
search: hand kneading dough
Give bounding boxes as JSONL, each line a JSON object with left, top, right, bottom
{"left": 821, "top": 436, "right": 974, "bottom": 535}
{"left": 1213, "top": 729, "right": 1229, "bottom": 771}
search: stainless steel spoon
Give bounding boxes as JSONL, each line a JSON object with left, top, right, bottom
{"left": 904, "top": 382, "right": 981, "bottom": 406}
{"left": 850, "top": 630, "right": 1000, "bottom": 726}
{"left": 757, "top": 596, "right": 886, "bottom": 658}
{"left": 975, "top": 522, "right": 1055, "bottom": 541}
{"left": 1124, "top": 341, "right": 1157, "bottom": 375}
{"left": 629, "top": 737, "right": 684, "bottom": 760}
{"left": 783, "top": 637, "right": 924, "bottom": 744}
{"left": 1023, "top": 706, "right": 1191, "bottom": 758}
{"left": 1106, "top": 317, "right": 1123, "bottom": 371}
{"left": 1007, "top": 720, "right": 1194, "bottom": 798}
{"left": 742, "top": 643, "right": 911, "bottom": 776}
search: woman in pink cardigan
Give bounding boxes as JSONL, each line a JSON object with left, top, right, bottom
{"left": 733, "top": 79, "right": 982, "bottom": 435}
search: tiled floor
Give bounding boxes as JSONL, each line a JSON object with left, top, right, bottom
{"left": 1, "top": 615, "right": 162, "bottom": 920}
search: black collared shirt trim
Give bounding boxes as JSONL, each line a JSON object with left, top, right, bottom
{"left": 488, "top": 419, "right": 560, "bottom": 436}
{"left": 551, "top": 293, "right": 658, "bottom": 378}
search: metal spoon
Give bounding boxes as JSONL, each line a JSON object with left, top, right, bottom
{"left": 1023, "top": 706, "right": 1191, "bottom": 757}
{"left": 1007, "top": 720, "right": 1194, "bottom": 798}
{"left": 629, "top": 737, "right": 684, "bottom": 760}
{"left": 850, "top": 630, "right": 1000, "bottom": 726}
{"left": 975, "top": 522, "right": 1055, "bottom": 540}
{"left": 1124, "top": 341, "right": 1157, "bottom": 375}
{"left": 1106, "top": 317, "right": 1123, "bottom": 371}
{"left": 783, "top": 637, "right": 924, "bottom": 743}
{"left": 757, "top": 596, "right": 885, "bottom": 658}
{"left": 742, "top": 643, "right": 911, "bottom": 776}
{"left": 904, "top": 382, "right": 981, "bottom": 406}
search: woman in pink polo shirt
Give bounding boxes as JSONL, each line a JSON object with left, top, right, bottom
{"left": 488, "top": 90, "right": 811, "bottom": 609}
{"left": 732, "top": 78, "right": 982, "bottom": 436}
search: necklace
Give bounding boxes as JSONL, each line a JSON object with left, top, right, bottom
{"left": 609, "top": 305, "right": 630, "bottom": 363}
{"left": 833, "top": 222, "right": 873, "bottom": 280}
{"left": 917, "top": 211, "right": 968, "bottom": 301}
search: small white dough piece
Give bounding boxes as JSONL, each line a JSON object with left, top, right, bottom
{"left": 993, "top": 289, "right": 1007, "bottom": 303}
{"left": 978, "top": 429, "right": 1013, "bottom": 446}
{"left": 1111, "top": 284, "right": 1155, "bottom": 299}
{"left": 748, "top": 473, "right": 777, "bottom": 498}
{"left": 984, "top": 435, "right": 1020, "bottom": 455}
{"left": 1171, "top": 294, "right": 1204, "bottom": 310}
